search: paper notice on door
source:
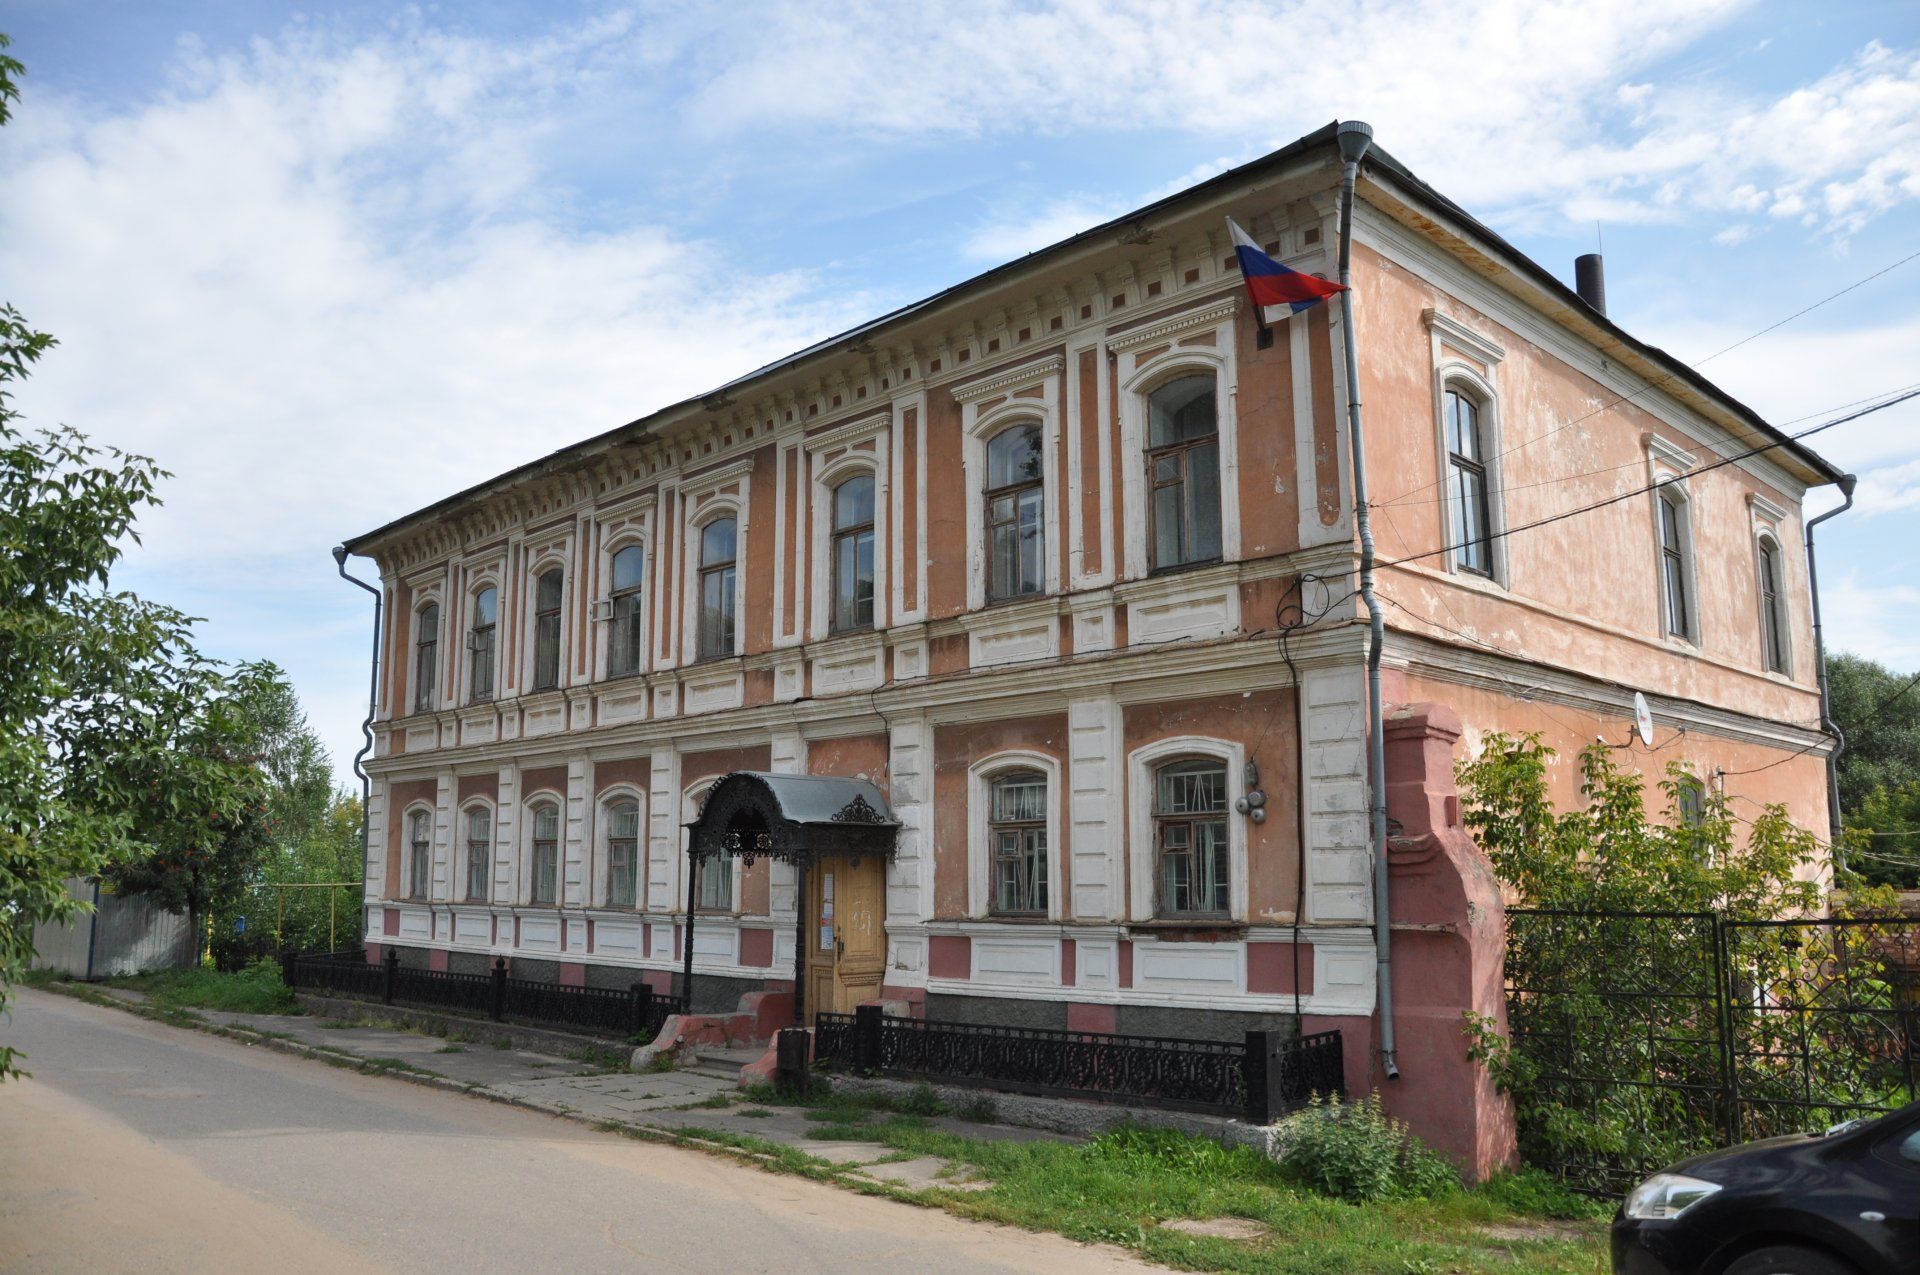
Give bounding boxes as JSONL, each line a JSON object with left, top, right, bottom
{"left": 819, "top": 924, "right": 834, "bottom": 951}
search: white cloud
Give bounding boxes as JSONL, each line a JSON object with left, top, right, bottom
{"left": 1821, "top": 573, "right": 1920, "bottom": 668}
{"left": 962, "top": 197, "right": 1124, "bottom": 261}
{"left": 676, "top": 1, "right": 1916, "bottom": 237}
{"left": 0, "top": 21, "right": 876, "bottom": 778}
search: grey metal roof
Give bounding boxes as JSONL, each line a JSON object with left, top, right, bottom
{"left": 742, "top": 772, "right": 898, "bottom": 828}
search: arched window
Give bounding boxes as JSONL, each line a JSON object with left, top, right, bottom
{"left": 529, "top": 801, "right": 560, "bottom": 905}
{"left": 464, "top": 805, "right": 491, "bottom": 902}
{"left": 697, "top": 517, "right": 737, "bottom": 660}
{"left": 1658, "top": 490, "right": 1693, "bottom": 640}
{"left": 608, "top": 545, "right": 645, "bottom": 678}
{"left": 606, "top": 799, "right": 641, "bottom": 907}
{"left": 1146, "top": 374, "right": 1221, "bottom": 570}
{"left": 831, "top": 474, "right": 876, "bottom": 632}
{"left": 407, "top": 809, "right": 431, "bottom": 900}
{"left": 412, "top": 603, "right": 439, "bottom": 714}
{"left": 988, "top": 770, "right": 1048, "bottom": 915}
{"left": 696, "top": 852, "right": 733, "bottom": 911}
{"left": 1758, "top": 536, "right": 1789, "bottom": 674}
{"left": 985, "top": 424, "right": 1045, "bottom": 601}
{"left": 468, "top": 586, "right": 498, "bottom": 702}
{"left": 1153, "top": 758, "right": 1229, "bottom": 918}
{"left": 1444, "top": 388, "right": 1494, "bottom": 576}
{"left": 532, "top": 567, "right": 563, "bottom": 691}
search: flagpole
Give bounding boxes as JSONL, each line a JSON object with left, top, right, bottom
{"left": 1332, "top": 118, "right": 1398, "bottom": 1083}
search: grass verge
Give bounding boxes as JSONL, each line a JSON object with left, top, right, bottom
{"left": 105, "top": 959, "right": 298, "bottom": 1015}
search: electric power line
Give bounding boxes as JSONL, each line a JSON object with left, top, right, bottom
{"left": 1382, "top": 245, "right": 1920, "bottom": 506}
{"left": 1377, "top": 387, "right": 1920, "bottom": 575}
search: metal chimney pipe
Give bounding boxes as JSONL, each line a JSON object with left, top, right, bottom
{"left": 1575, "top": 253, "right": 1607, "bottom": 315}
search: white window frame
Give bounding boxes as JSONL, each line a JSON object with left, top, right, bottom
{"left": 683, "top": 497, "right": 747, "bottom": 663}
{"left": 1432, "top": 366, "right": 1507, "bottom": 585}
{"left": 681, "top": 780, "right": 740, "bottom": 914}
{"left": 1754, "top": 529, "right": 1792, "bottom": 676}
{"left": 402, "top": 802, "right": 435, "bottom": 902}
{"left": 595, "top": 786, "right": 647, "bottom": 910}
{"left": 1119, "top": 350, "right": 1240, "bottom": 578}
{"left": 965, "top": 750, "right": 1063, "bottom": 921}
{"left": 523, "top": 553, "right": 570, "bottom": 694}
{"left": 410, "top": 600, "right": 442, "bottom": 715}
{"left": 815, "top": 456, "right": 886, "bottom": 637}
{"left": 959, "top": 383, "right": 1061, "bottom": 610}
{"left": 522, "top": 793, "right": 563, "bottom": 907}
{"left": 806, "top": 445, "right": 890, "bottom": 642}
{"left": 461, "top": 572, "right": 502, "bottom": 705}
{"left": 1126, "top": 735, "right": 1247, "bottom": 922}
{"left": 1647, "top": 436, "right": 1700, "bottom": 646}
{"left": 458, "top": 797, "right": 494, "bottom": 904}
{"left": 597, "top": 532, "right": 651, "bottom": 681}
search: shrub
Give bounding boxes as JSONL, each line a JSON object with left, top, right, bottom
{"left": 1274, "top": 1093, "right": 1459, "bottom": 1204}
{"left": 127, "top": 957, "right": 298, "bottom": 1015}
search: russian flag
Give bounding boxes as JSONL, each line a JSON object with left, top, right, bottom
{"left": 1228, "top": 218, "right": 1347, "bottom": 324}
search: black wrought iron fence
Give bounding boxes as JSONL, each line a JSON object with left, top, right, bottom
{"left": 283, "top": 950, "right": 685, "bottom": 1041}
{"left": 1503, "top": 909, "right": 1920, "bottom": 1194}
{"left": 814, "top": 1005, "right": 1344, "bottom": 1124}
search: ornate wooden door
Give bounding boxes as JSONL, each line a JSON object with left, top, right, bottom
{"left": 806, "top": 855, "right": 887, "bottom": 1021}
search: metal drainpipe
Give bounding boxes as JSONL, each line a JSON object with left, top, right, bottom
{"left": 1334, "top": 119, "right": 1399, "bottom": 1081}
{"left": 1804, "top": 475, "right": 1857, "bottom": 869}
{"left": 333, "top": 546, "right": 383, "bottom": 936}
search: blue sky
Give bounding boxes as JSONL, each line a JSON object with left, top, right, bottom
{"left": 2, "top": 1, "right": 1916, "bottom": 786}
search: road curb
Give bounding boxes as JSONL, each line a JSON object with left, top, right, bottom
{"left": 34, "top": 981, "right": 846, "bottom": 1178}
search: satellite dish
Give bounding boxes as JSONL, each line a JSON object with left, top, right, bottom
{"left": 1633, "top": 691, "right": 1654, "bottom": 748}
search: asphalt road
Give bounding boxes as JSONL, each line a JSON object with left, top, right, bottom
{"left": 0, "top": 989, "right": 1149, "bottom": 1274}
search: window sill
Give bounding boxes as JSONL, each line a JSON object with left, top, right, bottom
{"left": 1146, "top": 557, "right": 1224, "bottom": 580}
{"left": 1127, "top": 919, "right": 1245, "bottom": 941}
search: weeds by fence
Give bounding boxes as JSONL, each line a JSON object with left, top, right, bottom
{"left": 1496, "top": 908, "right": 1920, "bottom": 1193}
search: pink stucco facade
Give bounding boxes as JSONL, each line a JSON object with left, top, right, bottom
{"left": 343, "top": 127, "right": 1838, "bottom": 1169}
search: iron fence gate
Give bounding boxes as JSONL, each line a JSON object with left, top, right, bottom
{"left": 1504, "top": 909, "right": 1920, "bottom": 1194}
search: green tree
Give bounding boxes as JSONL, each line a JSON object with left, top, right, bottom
{"left": 1, "top": 36, "right": 244, "bottom": 1076}
{"left": 1827, "top": 653, "right": 1920, "bottom": 888}
{"left": 1829, "top": 652, "right": 1920, "bottom": 815}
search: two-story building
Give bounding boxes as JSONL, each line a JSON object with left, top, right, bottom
{"left": 340, "top": 123, "right": 1841, "bottom": 1080}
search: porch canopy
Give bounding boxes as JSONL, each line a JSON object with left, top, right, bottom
{"left": 684, "top": 771, "right": 900, "bottom": 865}
{"left": 679, "top": 771, "right": 899, "bottom": 1026}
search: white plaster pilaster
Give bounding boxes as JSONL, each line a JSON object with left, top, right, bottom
{"left": 564, "top": 757, "right": 591, "bottom": 907}
{"left": 1066, "top": 695, "right": 1123, "bottom": 920}
{"left": 647, "top": 748, "right": 683, "bottom": 914}
{"left": 1299, "top": 663, "right": 1370, "bottom": 922}
{"left": 769, "top": 728, "right": 806, "bottom": 922}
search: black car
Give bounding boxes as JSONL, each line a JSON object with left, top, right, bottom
{"left": 1612, "top": 1102, "right": 1920, "bottom": 1274}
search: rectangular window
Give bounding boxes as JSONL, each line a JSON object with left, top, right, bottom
{"left": 1659, "top": 493, "right": 1692, "bottom": 639}
{"left": 607, "top": 803, "right": 640, "bottom": 908}
{"left": 697, "top": 518, "right": 737, "bottom": 660}
{"left": 1154, "top": 761, "right": 1229, "bottom": 917}
{"left": 413, "top": 604, "right": 439, "bottom": 714}
{"left": 985, "top": 424, "right": 1046, "bottom": 600}
{"left": 696, "top": 854, "right": 732, "bottom": 911}
{"left": 831, "top": 475, "right": 876, "bottom": 632}
{"left": 469, "top": 587, "right": 498, "bottom": 702}
{"left": 408, "top": 812, "right": 431, "bottom": 900}
{"left": 531, "top": 805, "right": 559, "bottom": 905}
{"left": 1445, "top": 391, "right": 1493, "bottom": 576}
{"left": 988, "top": 772, "right": 1048, "bottom": 915}
{"left": 1146, "top": 375, "right": 1222, "bottom": 571}
{"left": 532, "top": 569, "right": 562, "bottom": 691}
{"left": 609, "top": 543, "right": 645, "bottom": 678}
{"left": 1759, "top": 540, "right": 1788, "bottom": 674}
{"left": 465, "top": 807, "right": 491, "bottom": 902}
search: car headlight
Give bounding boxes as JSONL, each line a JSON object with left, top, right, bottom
{"left": 1624, "top": 1173, "right": 1722, "bottom": 1220}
